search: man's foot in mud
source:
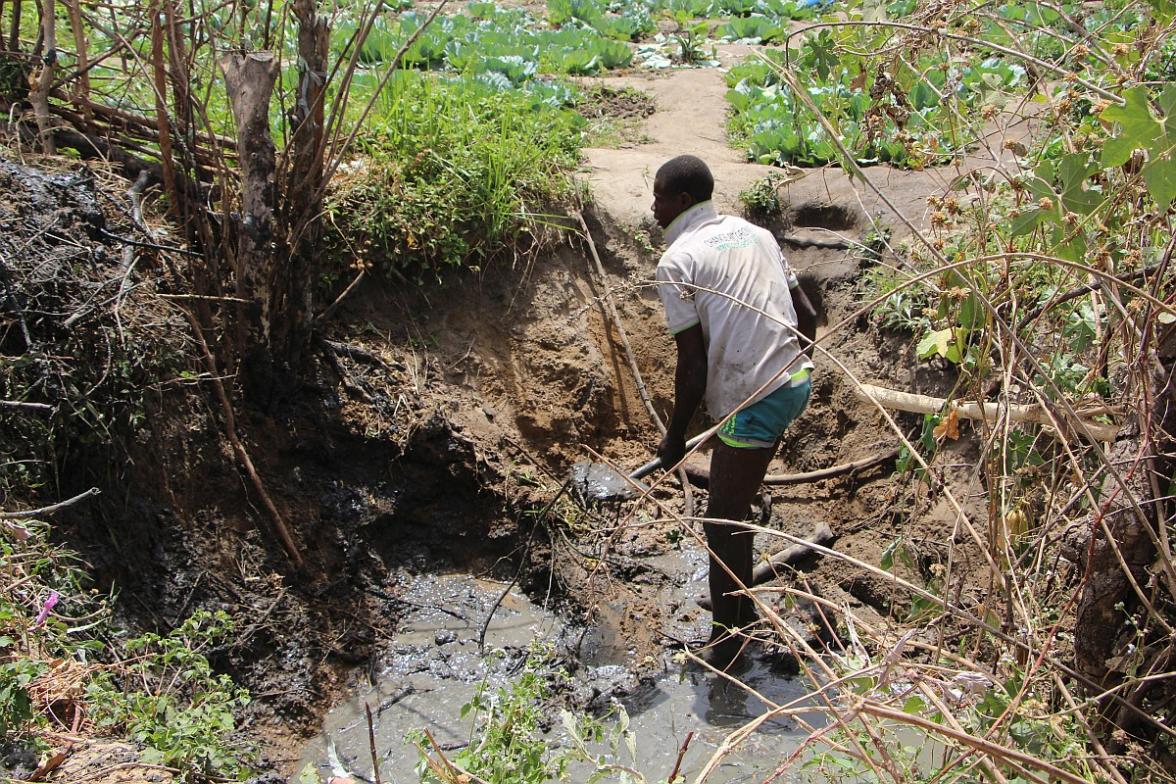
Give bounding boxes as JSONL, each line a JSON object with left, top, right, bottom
{"left": 696, "top": 632, "right": 752, "bottom": 673}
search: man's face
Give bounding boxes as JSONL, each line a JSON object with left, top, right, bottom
{"left": 651, "top": 176, "right": 693, "bottom": 229}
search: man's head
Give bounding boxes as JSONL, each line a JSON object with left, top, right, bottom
{"left": 651, "top": 155, "right": 714, "bottom": 229}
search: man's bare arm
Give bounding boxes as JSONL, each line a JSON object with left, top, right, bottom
{"left": 791, "top": 283, "right": 818, "bottom": 357}
{"left": 659, "top": 324, "right": 707, "bottom": 467}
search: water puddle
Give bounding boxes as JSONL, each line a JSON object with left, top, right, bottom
{"left": 299, "top": 549, "right": 819, "bottom": 783}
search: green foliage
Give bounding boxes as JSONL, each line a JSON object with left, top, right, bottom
{"left": 0, "top": 657, "right": 42, "bottom": 737}
{"left": 719, "top": 14, "right": 783, "bottom": 41}
{"left": 1099, "top": 85, "right": 1176, "bottom": 210}
{"left": 0, "top": 53, "right": 27, "bottom": 100}
{"left": 726, "top": 46, "right": 1024, "bottom": 167}
{"left": 669, "top": 20, "right": 717, "bottom": 64}
{"left": 558, "top": 704, "right": 651, "bottom": 784}
{"left": 326, "top": 72, "right": 582, "bottom": 281}
{"left": 895, "top": 412, "right": 940, "bottom": 476}
{"left": 87, "top": 611, "right": 253, "bottom": 781}
{"left": 860, "top": 266, "right": 932, "bottom": 333}
{"left": 374, "top": 5, "right": 635, "bottom": 79}
{"left": 0, "top": 523, "right": 98, "bottom": 754}
{"left": 0, "top": 519, "right": 254, "bottom": 782}
{"left": 804, "top": 652, "right": 1089, "bottom": 783}
{"left": 547, "top": 0, "right": 823, "bottom": 40}
{"left": 737, "top": 172, "right": 791, "bottom": 218}
{"left": 415, "top": 647, "right": 666, "bottom": 784}
{"left": 416, "top": 652, "right": 564, "bottom": 784}
{"left": 858, "top": 224, "right": 891, "bottom": 264}
{"left": 549, "top": 0, "right": 656, "bottom": 40}
{"left": 916, "top": 326, "right": 969, "bottom": 363}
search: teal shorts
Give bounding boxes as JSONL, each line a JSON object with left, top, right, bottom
{"left": 718, "top": 371, "right": 812, "bottom": 449}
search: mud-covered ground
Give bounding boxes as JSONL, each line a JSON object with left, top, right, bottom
{"left": 0, "top": 40, "right": 1024, "bottom": 780}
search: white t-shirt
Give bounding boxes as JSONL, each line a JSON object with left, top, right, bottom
{"left": 655, "top": 201, "right": 812, "bottom": 420}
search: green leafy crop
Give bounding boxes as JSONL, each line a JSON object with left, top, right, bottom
{"left": 726, "top": 46, "right": 1023, "bottom": 167}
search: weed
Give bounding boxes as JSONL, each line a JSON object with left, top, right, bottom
{"left": 0, "top": 658, "right": 42, "bottom": 737}
{"left": 671, "top": 22, "right": 716, "bottom": 64}
{"left": 0, "top": 521, "right": 255, "bottom": 782}
{"left": 857, "top": 224, "right": 891, "bottom": 265}
{"left": 737, "top": 172, "right": 792, "bottom": 220}
{"left": 633, "top": 228, "right": 657, "bottom": 255}
{"left": 87, "top": 611, "right": 254, "bottom": 780}
{"left": 413, "top": 645, "right": 672, "bottom": 784}
{"left": 860, "top": 266, "right": 932, "bottom": 333}
{"left": 414, "top": 649, "right": 566, "bottom": 784}
{"left": 894, "top": 412, "right": 940, "bottom": 477}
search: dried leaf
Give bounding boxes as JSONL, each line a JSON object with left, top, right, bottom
{"left": 30, "top": 748, "right": 70, "bottom": 781}
{"left": 5, "top": 522, "right": 30, "bottom": 540}
{"left": 932, "top": 408, "right": 960, "bottom": 440}
{"left": 850, "top": 66, "right": 867, "bottom": 92}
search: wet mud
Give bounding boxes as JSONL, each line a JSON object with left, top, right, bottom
{"left": 300, "top": 560, "right": 819, "bottom": 784}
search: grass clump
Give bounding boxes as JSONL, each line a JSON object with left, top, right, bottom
{"left": 326, "top": 72, "right": 584, "bottom": 282}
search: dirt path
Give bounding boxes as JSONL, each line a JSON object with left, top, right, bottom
{"left": 583, "top": 47, "right": 1028, "bottom": 244}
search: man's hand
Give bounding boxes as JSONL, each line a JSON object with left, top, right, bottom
{"left": 658, "top": 431, "right": 686, "bottom": 469}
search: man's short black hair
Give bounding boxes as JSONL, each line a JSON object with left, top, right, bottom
{"left": 656, "top": 155, "right": 714, "bottom": 203}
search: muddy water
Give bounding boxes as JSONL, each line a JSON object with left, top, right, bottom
{"left": 299, "top": 546, "right": 819, "bottom": 783}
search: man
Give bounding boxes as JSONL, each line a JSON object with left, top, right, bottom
{"left": 651, "top": 155, "right": 818, "bottom": 670}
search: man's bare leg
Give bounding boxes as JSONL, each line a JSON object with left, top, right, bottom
{"left": 702, "top": 440, "right": 776, "bottom": 669}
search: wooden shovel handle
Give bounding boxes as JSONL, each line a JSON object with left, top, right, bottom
{"left": 629, "top": 433, "right": 708, "bottom": 481}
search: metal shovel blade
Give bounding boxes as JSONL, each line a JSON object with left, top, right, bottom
{"left": 571, "top": 434, "right": 706, "bottom": 503}
{"left": 570, "top": 461, "right": 647, "bottom": 503}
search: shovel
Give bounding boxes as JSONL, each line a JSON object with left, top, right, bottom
{"left": 571, "top": 433, "right": 707, "bottom": 503}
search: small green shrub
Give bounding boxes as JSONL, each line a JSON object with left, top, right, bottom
{"left": 0, "top": 657, "right": 43, "bottom": 737}
{"left": 738, "top": 172, "right": 790, "bottom": 219}
{"left": 87, "top": 611, "right": 254, "bottom": 781}
{"left": 415, "top": 652, "right": 565, "bottom": 784}
{"left": 415, "top": 647, "right": 651, "bottom": 784}
{"left": 861, "top": 265, "right": 932, "bottom": 333}
{"left": 0, "top": 521, "right": 256, "bottom": 782}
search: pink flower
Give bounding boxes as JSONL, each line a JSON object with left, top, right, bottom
{"left": 33, "top": 591, "right": 59, "bottom": 628}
